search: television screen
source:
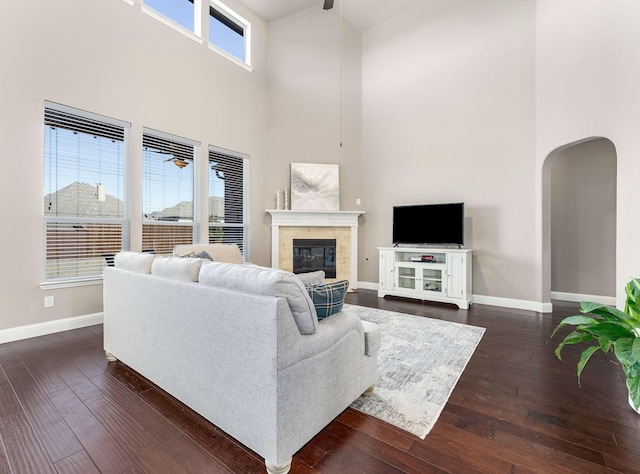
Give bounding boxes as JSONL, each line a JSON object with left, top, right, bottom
{"left": 393, "top": 203, "right": 464, "bottom": 246}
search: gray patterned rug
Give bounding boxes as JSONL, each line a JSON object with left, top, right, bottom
{"left": 345, "top": 304, "right": 485, "bottom": 439}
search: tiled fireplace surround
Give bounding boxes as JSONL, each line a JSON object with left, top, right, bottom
{"left": 267, "top": 210, "right": 364, "bottom": 289}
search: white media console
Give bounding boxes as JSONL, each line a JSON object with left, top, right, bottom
{"left": 378, "top": 247, "right": 473, "bottom": 309}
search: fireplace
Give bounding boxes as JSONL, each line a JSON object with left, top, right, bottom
{"left": 267, "top": 210, "right": 364, "bottom": 289}
{"left": 293, "top": 239, "right": 337, "bottom": 278}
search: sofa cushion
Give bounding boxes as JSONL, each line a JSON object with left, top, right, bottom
{"left": 114, "top": 251, "right": 156, "bottom": 274}
{"left": 151, "top": 256, "right": 203, "bottom": 282}
{"left": 294, "top": 270, "right": 325, "bottom": 286}
{"left": 305, "top": 280, "right": 349, "bottom": 320}
{"left": 199, "top": 262, "right": 318, "bottom": 334}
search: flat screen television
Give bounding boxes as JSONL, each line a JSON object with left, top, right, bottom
{"left": 393, "top": 202, "right": 464, "bottom": 247}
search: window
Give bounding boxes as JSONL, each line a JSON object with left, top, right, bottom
{"left": 142, "top": 129, "right": 199, "bottom": 254}
{"left": 209, "top": 146, "right": 249, "bottom": 260}
{"left": 142, "top": 0, "right": 202, "bottom": 38}
{"left": 209, "top": 0, "right": 251, "bottom": 65}
{"left": 43, "top": 102, "right": 129, "bottom": 283}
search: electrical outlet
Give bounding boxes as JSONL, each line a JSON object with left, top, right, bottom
{"left": 44, "top": 296, "right": 55, "bottom": 308}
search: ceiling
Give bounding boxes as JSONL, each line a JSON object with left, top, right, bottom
{"left": 238, "top": 0, "right": 426, "bottom": 31}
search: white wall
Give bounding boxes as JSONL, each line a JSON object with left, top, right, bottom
{"left": 536, "top": 0, "right": 640, "bottom": 307}
{"left": 550, "top": 139, "right": 616, "bottom": 297}
{"left": 0, "top": 0, "right": 269, "bottom": 331}
{"left": 361, "top": 0, "right": 537, "bottom": 301}
{"left": 265, "top": 6, "right": 363, "bottom": 213}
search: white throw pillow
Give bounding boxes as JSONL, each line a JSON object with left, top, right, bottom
{"left": 114, "top": 251, "right": 156, "bottom": 274}
{"left": 151, "top": 256, "right": 203, "bottom": 282}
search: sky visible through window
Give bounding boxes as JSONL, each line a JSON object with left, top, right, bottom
{"left": 44, "top": 127, "right": 227, "bottom": 217}
{"left": 144, "top": 0, "right": 245, "bottom": 61}
{"left": 145, "top": 0, "right": 194, "bottom": 32}
{"left": 143, "top": 147, "right": 194, "bottom": 216}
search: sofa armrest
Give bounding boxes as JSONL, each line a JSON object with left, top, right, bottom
{"left": 278, "top": 309, "right": 368, "bottom": 370}
{"left": 361, "top": 320, "right": 381, "bottom": 356}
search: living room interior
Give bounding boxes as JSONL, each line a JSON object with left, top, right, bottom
{"left": 1, "top": 0, "right": 640, "bottom": 472}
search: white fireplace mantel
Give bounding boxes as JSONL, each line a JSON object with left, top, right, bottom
{"left": 267, "top": 210, "right": 365, "bottom": 288}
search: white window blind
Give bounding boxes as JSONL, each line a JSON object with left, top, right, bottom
{"left": 209, "top": 146, "right": 249, "bottom": 259}
{"left": 143, "top": 129, "right": 198, "bottom": 255}
{"left": 44, "top": 102, "right": 128, "bottom": 282}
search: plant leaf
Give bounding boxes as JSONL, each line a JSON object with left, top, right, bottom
{"left": 550, "top": 315, "right": 601, "bottom": 338}
{"left": 579, "top": 322, "right": 635, "bottom": 340}
{"left": 598, "top": 337, "right": 612, "bottom": 353}
{"left": 628, "top": 372, "right": 640, "bottom": 411}
{"left": 625, "top": 278, "right": 640, "bottom": 321}
{"left": 615, "top": 338, "right": 637, "bottom": 367}
{"left": 581, "top": 302, "right": 630, "bottom": 322}
{"left": 626, "top": 362, "right": 640, "bottom": 380}
{"left": 577, "top": 345, "right": 601, "bottom": 386}
{"left": 554, "top": 331, "right": 594, "bottom": 360}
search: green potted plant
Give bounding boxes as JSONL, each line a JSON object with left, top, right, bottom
{"left": 552, "top": 277, "right": 640, "bottom": 411}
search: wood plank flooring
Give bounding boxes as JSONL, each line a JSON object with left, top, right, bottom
{"left": 1, "top": 291, "right": 639, "bottom": 473}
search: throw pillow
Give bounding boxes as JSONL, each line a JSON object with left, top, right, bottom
{"left": 151, "top": 256, "right": 203, "bottom": 282}
{"left": 195, "top": 250, "right": 214, "bottom": 260}
{"left": 114, "top": 251, "right": 156, "bottom": 273}
{"left": 295, "top": 270, "right": 325, "bottom": 286}
{"left": 306, "top": 280, "right": 349, "bottom": 320}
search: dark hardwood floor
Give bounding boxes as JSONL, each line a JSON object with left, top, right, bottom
{"left": 1, "top": 290, "right": 639, "bottom": 473}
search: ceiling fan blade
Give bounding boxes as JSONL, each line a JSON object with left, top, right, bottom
{"left": 323, "top": 0, "right": 334, "bottom": 10}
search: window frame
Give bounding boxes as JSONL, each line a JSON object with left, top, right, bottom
{"left": 41, "top": 101, "right": 130, "bottom": 289}
{"left": 208, "top": 145, "right": 250, "bottom": 261}
{"left": 208, "top": 0, "right": 252, "bottom": 70}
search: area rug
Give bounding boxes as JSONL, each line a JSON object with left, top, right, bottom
{"left": 345, "top": 304, "right": 485, "bottom": 438}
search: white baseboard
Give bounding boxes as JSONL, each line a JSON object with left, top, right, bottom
{"left": 356, "top": 281, "right": 379, "bottom": 291}
{"left": 0, "top": 312, "right": 103, "bottom": 345}
{"left": 550, "top": 291, "right": 616, "bottom": 306}
{"left": 357, "top": 281, "right": 553, "bottom": 313}
{"left": 471, "top": 295, "right": 553, "bottom": 313}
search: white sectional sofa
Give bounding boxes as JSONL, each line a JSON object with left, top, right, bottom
{"left": 102, "top": 246, "right": 380, "bottom": 474}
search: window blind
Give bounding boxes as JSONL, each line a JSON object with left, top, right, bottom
{"left": 43, "top": 102, "right": 128, "bottom": 282}
{"left": 142, "top": 129, "right": 198, "bottom": 254}
{"left": 209, "top": 147, "right": 248, "bottom": 257}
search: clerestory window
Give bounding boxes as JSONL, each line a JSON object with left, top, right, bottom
{"left": 142, "top": 0, "right": 202, "bottom": 39}
{"left": 208, "top": 0, "right": 251, "bottom": 66}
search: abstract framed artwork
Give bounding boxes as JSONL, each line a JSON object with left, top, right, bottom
{"left": 290, "top": 163, "right": 339, "bottom": 211}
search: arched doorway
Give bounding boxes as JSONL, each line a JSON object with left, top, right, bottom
{"left": 541, "top": 137, "right": 617, "bottom": 306}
